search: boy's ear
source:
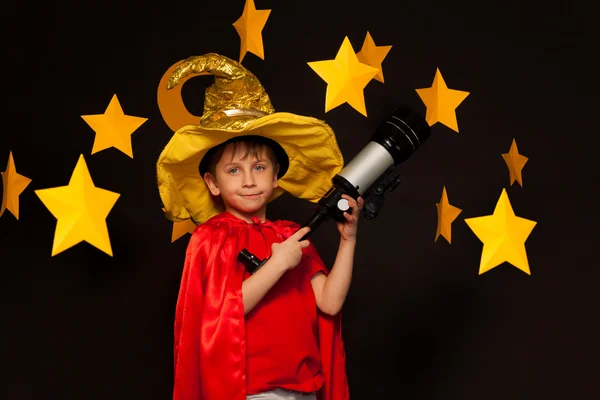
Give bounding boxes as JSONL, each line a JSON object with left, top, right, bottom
{"left": 272, "top": 164, "right": 280, "bottom": 188}
{"left": 203, "top": 172, "right": 221, "bottom": 196}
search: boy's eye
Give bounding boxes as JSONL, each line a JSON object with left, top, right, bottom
{"left": 228, "top": 168, "right": 239, "bottom": 174}
{"left": 254, "top": 165, "right": 265, "bottom": 171}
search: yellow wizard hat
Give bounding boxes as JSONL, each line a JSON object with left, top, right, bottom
{"left": 156, "top": 53, "right": 344, "bottom": 224}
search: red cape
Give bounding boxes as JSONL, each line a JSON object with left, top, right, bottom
{"left": 173, "top": 212, "right": 349, "bottom": 400}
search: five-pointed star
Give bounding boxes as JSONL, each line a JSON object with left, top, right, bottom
{"left": 172, "top": 219, "right": 197, "bottom": 242}
{"left": 81, "top": 94, "right": 147, "bottom": 158}
{"left": 415, "top": 68, "right": 470, "bottom": 132}
{"left": 35, "top": 155, "right": 120, "bottom": 257}
{"left": 435, "top": 186, "right": 462, "bottom": 243}
{"left": 1, "top": 151, "right": 32, "bottom": 219}
{"left": 308, "top": 36, "right": 379, "bottom": 117}
{"left": 356, "top": 31, "right": 392, "bottom": 83}
{"left": 233, "top": 0, "right": 271, "bottom": 62}
{"left": 464, "top": 189, "right": 537, "bottom": 275}
{"left": 163, "top": 207, "right": 197, "bottom": 242}
{"left": 502, "top": 138, "right": 529, "bottom": 187}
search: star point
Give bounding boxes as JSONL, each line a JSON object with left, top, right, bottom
{"left": 415, "top": 68, "right": 469, "bottom": 132}
{"left": 171, "top": 219, "right": 197, "bottom": 242}
{"left": 435, "top": 186, "right": 462, "bottom": 243}
{"left": 308, "top": 36, "right": 379, "bottom": 117}
{"left": 34, "top": 155, "right": 120, "bottom": 257}
{"left": 502, "top": 138, "right": 529, "bottom": 187}
{"left": 233, "top": 0, "right": 271, "bottom": 62}
{"left": 162, "top": 207, "right": 197, "bottom": 242}
{"left": 81, "top": 94, "right": 147, "bottom": 158}
{"left": 356, "top": 31, "right": 392, "bottom": 83}
{"left": 464, "top": 189, "right": 537, "bottom": 275}
{"left": 1, "top": 151, "right": 32, "bottom": 219}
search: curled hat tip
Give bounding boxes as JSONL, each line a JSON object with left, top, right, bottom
{"left": 166, "top": 61, "right": 194, "bottom": 90}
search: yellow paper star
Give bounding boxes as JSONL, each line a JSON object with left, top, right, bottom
{"left": 35, "top": 155, "right": 120, "bottom": 257}
{"left": 502, "top": 138, "right": 529, "bottom": 187}
{"left": 435, "top": 186, "right": 462, "bottom": 243}
{"left": 415, "top": 68, "right": 469, "bottom": 132}
{"left": 81, "top": 94, "right": 147, "bottom": 158}
{"left": 1, "top": 151, "right": 32, "bottom": 219}
{"left": 464, "top": 189, "right": 537, "bottom": 275}
{"left": 233, "top": 0, "right": 271, "bottom": 63}
{"left": 308, "top": 37, "right": 379, "bottom": 117}
{"left": 356, "top": 31, "right": 392, "bottom": 83}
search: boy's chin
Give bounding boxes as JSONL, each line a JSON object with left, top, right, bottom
{"left": 228, "top": 201, "right": 267, "bottom": 214}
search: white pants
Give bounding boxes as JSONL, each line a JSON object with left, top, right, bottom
{"left": 246, "top": 388, "right": 317, "bottom": 400}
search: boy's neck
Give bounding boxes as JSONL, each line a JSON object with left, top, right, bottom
{"left": 225, "top": 207, "right": 268, "bottom": 224}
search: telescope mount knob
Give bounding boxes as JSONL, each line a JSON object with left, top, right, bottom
{"left": 337, "top": 198, "right": 350, "bottom": 212}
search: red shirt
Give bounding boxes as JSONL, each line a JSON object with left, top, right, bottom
{"left": 243, "top": 218, "right": 327, "bottom": 395}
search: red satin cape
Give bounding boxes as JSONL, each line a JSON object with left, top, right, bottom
{"left": 172, "top": 211, "right": 349, "bottom": 400}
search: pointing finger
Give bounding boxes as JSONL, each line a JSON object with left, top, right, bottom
{"left": 290, "top": 226, "right": 311, "bottom": 240}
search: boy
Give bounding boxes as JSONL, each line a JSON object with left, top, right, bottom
{"left": 157, "top": 53, "right": 361, "bottom": 400}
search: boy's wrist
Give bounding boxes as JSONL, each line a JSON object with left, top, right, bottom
{"left": 264, "top": 257, "right": 288, "bottom": 274}
{"left": 340, "top": 237, "right": 356, "bottom": 245}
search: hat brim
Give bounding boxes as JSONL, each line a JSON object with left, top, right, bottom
{"left": 157, "top": 112, "right": 344, "bottom": 224}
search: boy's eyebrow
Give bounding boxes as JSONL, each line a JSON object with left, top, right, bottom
{"left": 223, "top": 159, "right": 268, "bottom": 167}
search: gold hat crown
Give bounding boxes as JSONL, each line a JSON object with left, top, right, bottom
{"left": 167, "top": 53, "right": 275, "bottom": 129}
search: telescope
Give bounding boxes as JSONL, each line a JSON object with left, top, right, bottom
{"left": 238, "top": 104, "right": 431, "bottom": 274}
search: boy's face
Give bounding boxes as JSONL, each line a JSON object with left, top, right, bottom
{"left": 203, "top": 143, "right": 279, "bottom": 217}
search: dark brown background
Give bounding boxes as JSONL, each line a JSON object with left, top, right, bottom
{"left": 2, "top": 0, "right": 598, "bottom": 399}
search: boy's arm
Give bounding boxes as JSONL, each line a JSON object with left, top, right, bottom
{"left": 242, "top": 226, "right": 311, "bottom": 315}
{"left": 241, "top": 258, "right": 287, "bottom": 315}
{"left": 311, "top": 194, "right": 363, "bottom": 316}
{"left": 311, "top": 237, "right": 356, "bottom": 316}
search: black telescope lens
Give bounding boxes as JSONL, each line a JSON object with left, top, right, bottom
{"left": 371, "top": 105, "right": 431, "bottom": 165}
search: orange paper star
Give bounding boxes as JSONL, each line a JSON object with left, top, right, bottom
{"left": 415, "top": 68, "right": 470, "bottom": 132}
{"left": 356, "top": 31, "right": 392, "bottom": 83}
{"left": 162, "top": 207, "right": 197, "bottom": 242}
{"left": 81, "top": 94, "right": 147, "bottom": 158}
{"left": 35, "top": 155, "right": 120, "bottom": 257}
{"left": 172, "top": 219, "right": 197, "bottom": 242}
{"left": 464, "top": 189, "right": 537, "bottom": 275}
{"left": 502, "top": 138, "right": 529, "bottom": 187}
{"left": 435, "top": 186, "right": 462, "bottom": 243}
{"left": 233, "top": 0, "right": 271, "bottom": 63}
{"left": 1, "top": 151, "right": 32, "bottom": 219}
{"left": 308, "top": 36, "right": 379, "bottom": 117}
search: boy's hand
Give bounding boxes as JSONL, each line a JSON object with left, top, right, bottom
{"left": 270, "top": 226, "right": 311, "bottom": 272}
{"left": 336, "top": 195, "right": 364, "bottom": 243}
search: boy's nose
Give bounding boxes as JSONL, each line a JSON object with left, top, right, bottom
{"left": 242, "top": 171, "right": 256, "bottom": 187}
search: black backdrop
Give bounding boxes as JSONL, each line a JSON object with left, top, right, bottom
{"left": 3, "top": 1, "right": 598, "bottom": 399}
